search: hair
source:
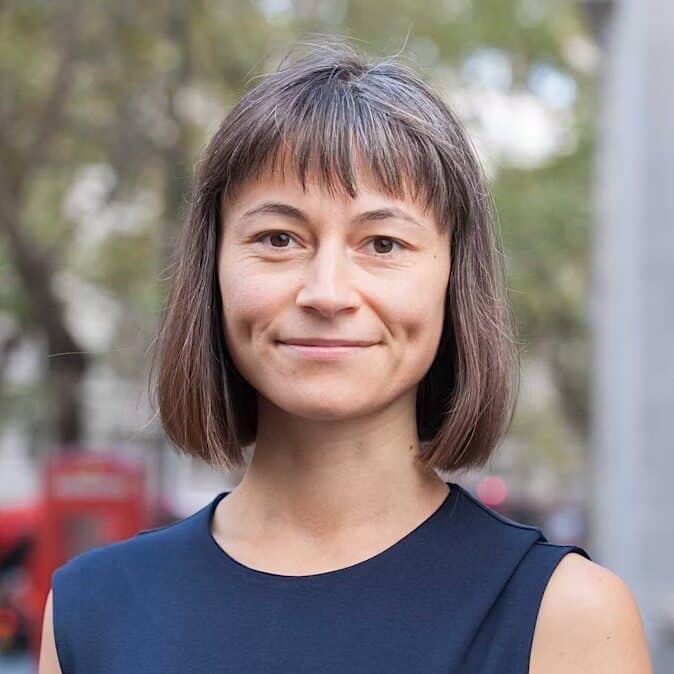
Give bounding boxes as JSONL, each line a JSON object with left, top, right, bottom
{"left": 147, "top": 37, "right": 521, "bottom": 475}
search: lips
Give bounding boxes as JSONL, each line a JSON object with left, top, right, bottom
{"left": 276, "top": 339, "right": 374, "bottom": 361}
{"left": 278, "top": 338, "right": 376, "bottom": 347}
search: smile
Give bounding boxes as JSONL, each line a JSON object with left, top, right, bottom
{"left": 276, "top": 342, "right": 374, "bottom": 361}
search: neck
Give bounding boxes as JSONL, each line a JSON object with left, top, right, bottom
{"left": 219, "top": 387, "right": 448, "bottom": 541}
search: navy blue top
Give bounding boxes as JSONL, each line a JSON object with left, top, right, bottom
{"left": 51, "top": 481, "right": 592, "bottom": 673}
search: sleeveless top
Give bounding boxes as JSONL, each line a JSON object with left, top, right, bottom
{"left": 51, "top": 480, "right": 592, "bottom": 674}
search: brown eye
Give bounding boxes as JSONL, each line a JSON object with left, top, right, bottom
{"left": 254, "top": 231, "right": 296, "bottom": 249}
{"left": 268, "top": 232, "right": 291, "bottom": 247}
{"left": 370, "top": 237, "right": 401, "bottom": 255}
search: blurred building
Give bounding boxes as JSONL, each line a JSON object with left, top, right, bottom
{"left": 589, "top": 0, "right": 674, "bottom": 670}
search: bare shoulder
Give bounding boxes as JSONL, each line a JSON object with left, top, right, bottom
{"left": 529, "top": 552, "right": 653, "bottom": 674}
{"left": 38, "top": 589, "right": 63, "bottom": 674}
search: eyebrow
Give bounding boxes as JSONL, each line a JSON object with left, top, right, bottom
{"left": 239, "top": 201, "right": 425, "bottom": 229}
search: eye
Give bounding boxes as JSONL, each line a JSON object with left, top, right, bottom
{"left": 253, "top": 230, "right": 298, "bottom": 250}
{"left": 366, "top": 236, "right": 404, "bottom": 256}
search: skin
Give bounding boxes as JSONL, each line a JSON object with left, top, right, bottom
{"left": 212, "top": 160, "right": 452, "bottom": 575}
{"left": 529, "top": 553, "right": 654, "bottom": 674}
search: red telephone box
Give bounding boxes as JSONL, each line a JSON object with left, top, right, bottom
{"left": 24, "top": 451, "right": 148, "bottom": 658}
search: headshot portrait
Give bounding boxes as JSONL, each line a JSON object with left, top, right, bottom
{"left": 32, "top": 36, "right": 653, "bottom": 674}
{"left": 3, "top": 0, "right": 668, "bottom": 667}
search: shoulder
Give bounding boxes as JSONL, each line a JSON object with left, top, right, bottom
{"left": 47, "top": 515, "right": 202, "bottom": 672}
{"left": 529, "top": 552, "right": 653, "bottom": 674}
{"left": 55, "top": 527, "right": 162, "bottom": 577}
{"left": 53, "top": 512, "right": 198, "bottom": 590}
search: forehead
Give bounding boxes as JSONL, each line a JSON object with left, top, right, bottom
{"left": 221, "top": 155, "right": 438, "bottom": 227}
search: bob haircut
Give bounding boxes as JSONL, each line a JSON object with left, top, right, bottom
{"left": 148, "top": 38, "right": 520, "bottom": 475}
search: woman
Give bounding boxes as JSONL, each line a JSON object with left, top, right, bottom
{"left": 39, "top": 40, "right": 652, "bottom": 673}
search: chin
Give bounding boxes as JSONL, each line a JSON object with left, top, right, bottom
{"left": 271, "top": 389, "right": 379, "bottom": 420}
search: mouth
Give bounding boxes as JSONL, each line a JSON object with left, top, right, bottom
{"left": 279, "top": 338, "right": 377, "bottom": 347}
{"left": 275, "top": 340, "right": 377, "bottom": 361}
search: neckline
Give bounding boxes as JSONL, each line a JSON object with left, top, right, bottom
{"left": 201, "top": 481, "right": 461, "bottom": 585}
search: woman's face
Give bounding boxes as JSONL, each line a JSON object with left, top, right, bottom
{"left": 217, "top": 164, "right": 451, "bottom": 422}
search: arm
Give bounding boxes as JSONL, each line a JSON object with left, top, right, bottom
{"left": 38, "top": 589, "right": 63, "bottom": 674}
{"left": 529, "top": 552, "right": 653, "bottom": 674}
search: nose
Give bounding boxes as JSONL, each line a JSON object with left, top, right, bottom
{"left": 295, "top": 239, "right": 359, "bottom": 317}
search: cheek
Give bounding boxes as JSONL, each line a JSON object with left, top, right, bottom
{"left": 396, "top": 299, "right": 445, "bottom": 370}
{"left": 385, "top": 264, "right": 448, "bottom": 340}
{"left": 218, "top": 259, "right": 286, "bottom": 351}
{"left": 222, "top": 280, "right": 275, "bottom": 320}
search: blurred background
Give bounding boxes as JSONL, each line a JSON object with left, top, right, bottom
{"left": 1, "top": 1, "right": 672, "bottom": 672}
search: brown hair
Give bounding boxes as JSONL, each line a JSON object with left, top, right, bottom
{"left": 148, "top": 38, "right": 520, "bottom": 474}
